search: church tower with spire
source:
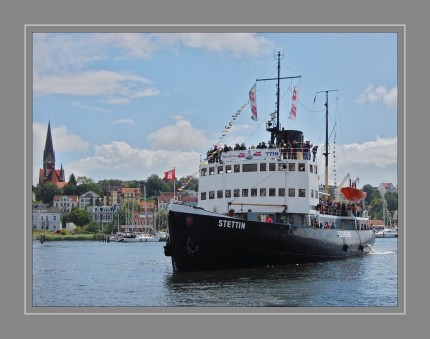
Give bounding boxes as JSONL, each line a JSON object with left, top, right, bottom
{"left": 38, "top": 121, "right": 66, "bottom": 187}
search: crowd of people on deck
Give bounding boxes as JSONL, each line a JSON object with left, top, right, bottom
{"left": 206, "top": 139, "right": 319, "bottom": 163}
{"left": 316, "top": 199, "right": 366, "bottom": 217}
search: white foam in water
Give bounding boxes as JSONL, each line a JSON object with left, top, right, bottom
{"left": 366, "top": 244, "right": 395, "bottom": 255}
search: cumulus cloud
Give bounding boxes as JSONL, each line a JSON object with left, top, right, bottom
{"left": 156, "top": 33, "right": 275, "bottom": 58}
{"left": 65, "top": 141, "right": 201, "bottom": 181}
{"left": 33, "top": 70, "right": 154, "bottom": 98}
{"left": 329, "top": 136, "right": 398, "bottom": 186}
{"left": 147, "top": 117, "right": 209, "bottom": 151}
{"left": 356, "top": 85, "right": 397, "bottom": 109}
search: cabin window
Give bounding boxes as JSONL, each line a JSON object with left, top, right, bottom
{"left": 242, "top": 189, "right": 249, "bottom": 197}
{"left": 301, "top": 215, "right": 306, "bottom": 225}
{"left": 260, "top": 163, "right": 267, "bottom": 171}
{"left": 251, "top": 188, "right": 257, "bottom": 197}
{"left": 234, "top": 164, "right": 241, "bottom": 173}
{"left": 269, "top": 188, "right": 276, "bottom": 196}
{"left": 288, "top": 163, "right": 295, "bottom": 171}
{"left": 299, "top": 189, "right": 306, "bottom": 197}
{"left": 310, "top": 164, "right": 313, "bottom": 173}
{"left": 315, "top": 191, "right": 318, "bottom": 199}
{"left": 288, "top": 188, "right": 295, "bottom": 197}
{"left": 260, "top": 188, "right": 266, "bottom": 197}
{"left": 314, "top": 166, "right": 317, "bottom": 174}
{"left": 201, "top": 192, "right": 206, "bottom": 200}
{"left": 218, "top": 166, "right": 224, "bottom": 174}
{"left": 234, "top": 189, "right": 240, "bottom": 197}
{"left": 298, "top": 163, "right": 305, "bottom": 172}
{"left": 279, "top": 188, "right": 285, "bottom": 196}
{"left": 201, "top": 168, "right": 207, "bottom": 176}
{"left": 209, "top": 167, "right": 215, "bottom": 175}
{"left": 209, "top": 191, "right": 215, "bottom": 199}
{"left": 269, "top": 163, "right": 276, "bottom": 171}
{"left": 226, "top": 165, "right": 232, "bottom": 173}
{"left": 278, "top": 163, "right": 286, "bottom": 171}
{"left": 311, "top": 189, "right": 314, "bottom": 198}
{"left": 225, "top": 190, "right": 231, "bottom": 198}
{"left": 217, "top": 190, "right": 223, "bottom": 199}
{"left": 243, "top": 163, "right": 258, "bottom": 172}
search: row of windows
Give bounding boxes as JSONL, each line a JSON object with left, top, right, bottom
{"left": 201, "top": 162, "right": 317, "bottom": 176}
{"left": 55, "top": 202, "right": 75, "bottom": 207}
{"left": 94, "top": 214, "right": 113, "bottom": 220}
{"left": 201, "top": 188, "right": 319, "bottom": 200}
{"left": 32, "top": 215, "right": 57, "bottom": 221}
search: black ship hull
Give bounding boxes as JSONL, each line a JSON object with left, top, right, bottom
{"left": 165, "top": 203, "right": 376, "bottom": 272}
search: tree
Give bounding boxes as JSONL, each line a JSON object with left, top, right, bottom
{"left": 362, "top": 184, "right": 381, "bottom": 206}
{"left": 75, "top": 176, "right": 103, "bottom": 197}
{"left": 68, "top": 173, "right": 77, "bottom": 187}
{"left": 86, "top": 221, "right": 101, "bottom": 233}
{"left": 369, "top": 198, "right": 384, "bottom": 220}
{"left": 145, "top": 174, "right": 165, "bottom": 196}
{"left": 385, "top": 191, "right": 398, "bottom": 211}
{"left": 35, "top": 182, "right": 63, "bottom": 203}
{"left": 69, "top": 208, "right": 92, "bottom": 227}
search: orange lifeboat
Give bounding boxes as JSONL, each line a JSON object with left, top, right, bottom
{"left": 341, "top": 187, "right": 367, "bottom": 202}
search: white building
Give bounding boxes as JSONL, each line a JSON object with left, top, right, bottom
{"left": 52, "top": 195, "right": 79, "bottom": 213}
{"left": 378, "top": 183, "right": 397, "bottom": 197}
{"left": 32, "top": 204, "right": 61, "bottom": 231}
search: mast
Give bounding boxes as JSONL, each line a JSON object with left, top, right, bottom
{"left": 257, "top": 51, "right": 301, "bottom": 145}
{"left": 315, "top": 90, "right": 338, "bottom": 201}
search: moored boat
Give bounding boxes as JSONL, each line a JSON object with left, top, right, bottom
{"left": 375, "top": 227, "right": 398, "bottom": 238}
{"left": 164, "top": 52, "right": 376, "bottom": 272}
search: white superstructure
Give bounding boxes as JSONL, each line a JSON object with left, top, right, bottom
{"left": 198, "top": 148, "right": 320, "bottom": 218}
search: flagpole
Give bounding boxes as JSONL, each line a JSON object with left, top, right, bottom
{"left": 173, "top": 167, "right": 176, "bottom": 199}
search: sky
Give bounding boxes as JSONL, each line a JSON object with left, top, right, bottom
{"left": 32, "top": 31, "right": 398, "bottom": 188}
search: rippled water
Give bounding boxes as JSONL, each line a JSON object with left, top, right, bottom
{"left": 32, "top": 238, "right": 398, "bottom": 308}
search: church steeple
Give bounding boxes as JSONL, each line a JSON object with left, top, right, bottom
{"left": 43, "top": 120, "right": 55, "bottom": 171}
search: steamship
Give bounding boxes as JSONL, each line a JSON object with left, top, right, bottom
{"left": 164, "top": 52, "right": 375, "bottom": 272}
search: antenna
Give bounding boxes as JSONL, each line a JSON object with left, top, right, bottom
{"left": 256, "top": 51, "right": 301, "bottom": 145}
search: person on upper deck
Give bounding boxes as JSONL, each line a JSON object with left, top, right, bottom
{"left": 292, "top": 140, "right": 298, "bottom": 159}
{"left": 303, "top": 141, "right": 312, "bottom": 160}
{"left": 312, "top": 145, "right": 318, "bottom": 162}
{"left": 280, "top": 140, "right": 287, "bottom": 159}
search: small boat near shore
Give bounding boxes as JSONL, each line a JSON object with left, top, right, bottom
{"left": 375, "top": 227, "right": 398, "bottom": 238}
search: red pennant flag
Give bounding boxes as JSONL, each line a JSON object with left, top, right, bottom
{"left": 164, "top": 168, "right": 176, "bottom": 181}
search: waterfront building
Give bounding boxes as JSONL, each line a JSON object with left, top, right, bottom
{"left": 32, "top": 204, "right": 61, "bottom": 231}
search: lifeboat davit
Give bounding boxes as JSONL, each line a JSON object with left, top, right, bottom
{"left": 341, "top": 187, "right": 367, "bottom": 202}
